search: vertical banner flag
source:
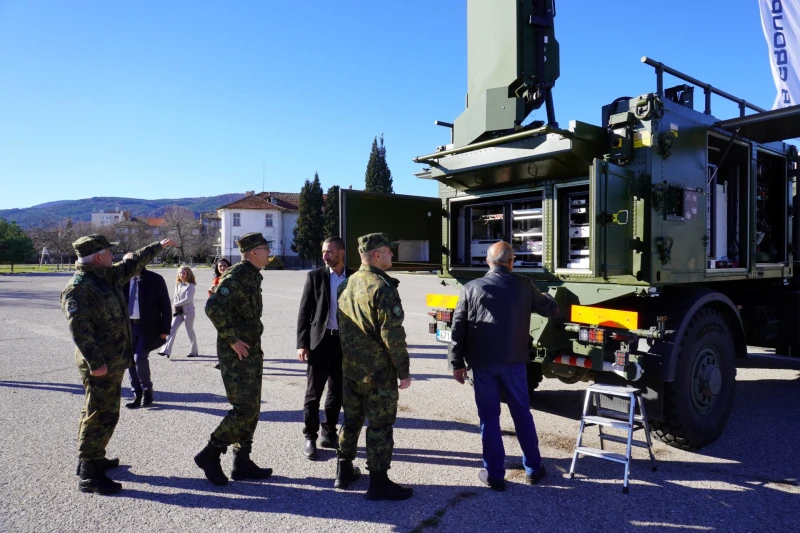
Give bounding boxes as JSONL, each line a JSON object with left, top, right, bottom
{"left": 760, "top": 0, "right": 800, "bottom": 108}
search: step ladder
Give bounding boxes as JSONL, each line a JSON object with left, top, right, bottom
{"left": 569, "top": 384, "right": 657, "bottom": 493}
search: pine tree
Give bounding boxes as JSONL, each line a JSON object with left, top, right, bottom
{"left": 0, "top": 218, "right": 36, "bottom": 272}
{"left": 292, "top": 173, "right": 325, "bottom": 263}
{"left": 323, "top": 185, "right": 340, "bottom": 238}
{"left": 364, "top": 134, "right": 394, "bottom": 193}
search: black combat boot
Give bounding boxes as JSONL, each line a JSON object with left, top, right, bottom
{"left": 141, "top": 389, "right": 154, "bottom": 407}
{"left": 75, "top": 457, "right": 120, "bottom": 475}
{"left": 334, "top": 459, "right": 361, "bottom": 489}
{"left": 365, "top": 470, "right": 413, "bottom": 501}
{"left": 231, "top": 449, "right": 273, "bottom": 481}
{"left": 194, "top": 443, "right": 228, "bottom": 486}
{"left": 78, "top": 460, "right": 122, "bottom": 495}
{"left": 125, "top": 392, "right": 143, "bottom": 409}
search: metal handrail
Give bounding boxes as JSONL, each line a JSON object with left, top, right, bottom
{"left": 641, "top": 56, "right": 766, "bottom": 117}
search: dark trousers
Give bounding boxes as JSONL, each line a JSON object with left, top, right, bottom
{"left": 473, "top": 362, "right": 542, "bottom": 479}
{"left": 303, "top": 331, "right": 343, "bottom": 441}
{"left": 127, "top": 322, "right": 152, "bottom": 393}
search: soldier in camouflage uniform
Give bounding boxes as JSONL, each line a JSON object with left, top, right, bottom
{"left": 335, "top": 232, "right": 413, "bottom": 500}
{"left": 194, "top": 232, "right": 274, "bottom": 486}
{"left": 61, "top": 234, "right": 175, "bottom": 495}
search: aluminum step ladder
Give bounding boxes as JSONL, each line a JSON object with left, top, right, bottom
{"left": 569, "top": 383, "right": 657, "bottom": 493}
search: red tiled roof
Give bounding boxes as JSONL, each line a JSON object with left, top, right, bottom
{"left": 147, "top": 217, "right": 166, "bottom": 227}
{"left": 217, "top": 191, "right": 329, "bottom": 211}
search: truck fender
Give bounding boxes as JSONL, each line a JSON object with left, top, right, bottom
{"left": 646, "top": 288, "right": 745, "bottom": 382}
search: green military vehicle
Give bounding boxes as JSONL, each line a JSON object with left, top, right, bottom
{"left": 339, "top": 0, "right": 800, "bottom": 450}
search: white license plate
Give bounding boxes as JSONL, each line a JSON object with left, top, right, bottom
{"left": 436, "top": 329, "right": 452, "bottom": 343}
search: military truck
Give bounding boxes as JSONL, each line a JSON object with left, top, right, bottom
{"left": 339, "top": 0, "right": 800, "bottom": 450}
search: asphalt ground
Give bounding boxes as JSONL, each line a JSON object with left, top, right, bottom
{"left": 1, "top": 269, "right": 798, "bottom": 533}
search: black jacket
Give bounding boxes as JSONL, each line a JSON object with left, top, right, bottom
{"left": 448, "top": 266, "right": 559, "bottom": 370}
{"left": 297, "top": 265, "right": 355, "bottom": 351}
{"left": 123, "top": 267, "right": 172, "bottom": 353}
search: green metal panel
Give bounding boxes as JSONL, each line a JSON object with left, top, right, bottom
{"left": 591, "top": 160, "right": 635, "bottom": 278}
{"left": 339, "top": 190, "right": 442, "bottom": 271}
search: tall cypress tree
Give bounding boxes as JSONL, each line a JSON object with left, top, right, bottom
{"left": 364, "top": 134, "right": 394, "bottom": 193}
{"left": 323, "top": 185, "right": 340, "bottom": 238}
{"left": 292, "top": 173, "right": 325, "bottom": 263}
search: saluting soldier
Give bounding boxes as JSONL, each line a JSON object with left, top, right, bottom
{"left": 335, "top": 233, "right": 413, "bottom": 500}
{"left": 61, "top": 235, "right": 175, "bottom": 495}
{"left": 194, "top": 232, "right": 274, "bottom": 486}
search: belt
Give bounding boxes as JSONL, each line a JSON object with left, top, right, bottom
{"left": 326, "top": 329, "right": 339, "bottom": 336}
{"left": 130, "top": 318, "right": 141, "bottom": 323}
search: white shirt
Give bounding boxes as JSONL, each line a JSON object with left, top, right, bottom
{"left": 326, "top": 267, "right": 347, "bottom": 330}
{"left": 129, "top": 275, "right": 140, "bottom": 320}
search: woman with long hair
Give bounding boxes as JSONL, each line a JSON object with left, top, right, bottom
{"left": 208, "top": 258, "right": 231, "bottom": 296}
{"left": 159, "top": 265, "right": 198, "bottom": 358}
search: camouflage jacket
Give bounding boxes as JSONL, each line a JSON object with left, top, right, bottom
{"left": 60, "top": 242, "right": 164, "bottom": 372}
{"left": 205, "top": 259, "right": 264, "bottom": 346}
{"left": 337, "top": 264, "right": 410, "bottom": 383}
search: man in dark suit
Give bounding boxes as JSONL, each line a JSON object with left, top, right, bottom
{"left": 296, "top": 236, "right": 354, "bottom": 460}
{"left": 122, "top": 253, "right": 172, "bottom": 409}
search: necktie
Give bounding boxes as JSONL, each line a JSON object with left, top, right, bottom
{"left": 129, "top": 277, "right": 138, "bottom": 317}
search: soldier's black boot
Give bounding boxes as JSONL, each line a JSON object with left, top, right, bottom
{"left": 334, "top": 459, "right": 361, "bottom": 489}
{"left": 365, "top": 470, "right": 413, "bottom": 501}
{"left": 231, "top": 449, "right": 273, "bottom": 481}
{"left": 141, "top": 389, "right": 154, "bottom": 407}
{"left": 125, "top": 392, "right": 143, "bottom": 409}
{"left": 76, "top": 457, "right": 120, "bottom": 475}
{"left": 78, "top": 460, "right": 122, "bottom": 495}
{"left": 194, "top": 443, "right": 228, "bottom": 486}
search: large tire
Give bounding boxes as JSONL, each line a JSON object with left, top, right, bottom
{"left": 651, "top": 309, "right": 736, "bottom": 450}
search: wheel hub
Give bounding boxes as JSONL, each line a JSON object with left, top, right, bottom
{"left": 691, "top": 346, "right": 723, "bottom": 414}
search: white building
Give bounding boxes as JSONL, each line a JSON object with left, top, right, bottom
{"left": 217, "top": 191, "right": 302, "bottom": 265}
{"left": 91, "top": 210, "right": 131, "bottom": 226}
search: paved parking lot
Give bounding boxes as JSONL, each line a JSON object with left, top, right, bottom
{"left": 1, "top": 268, "right": 798, "bottom": 533}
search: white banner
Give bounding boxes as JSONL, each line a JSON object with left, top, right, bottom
{"left": 759, "top": 0, "right": 800, "bottom": 108}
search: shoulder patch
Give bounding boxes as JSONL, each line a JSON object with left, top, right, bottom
{"left": 393, "top": 305, "right": 402, "bottom": 317}
{"left": 219, "top": 286, "right": 230, "bottom": 296}
{"left": 66, "top": 300, "right": 78, "bottom": 314}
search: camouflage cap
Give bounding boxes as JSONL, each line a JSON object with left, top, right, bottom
{"left": 72, "top": 234, "right": 119, "bottom": 258}
{"left": 357, "top": 232, "right": 397, "bottom": 254}
{"left": 237, "top": 232, "right": 274, "bottom": 253}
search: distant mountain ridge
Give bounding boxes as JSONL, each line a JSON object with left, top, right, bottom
{"left": 0, "top": 193, "right": 245, "bottom": 227}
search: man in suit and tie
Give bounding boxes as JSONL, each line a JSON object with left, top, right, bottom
{"left": 296, "top": 236, "right": 355, "bottom": 460}
{"left": 122, "top": 253, "right": 172, "bottom": 409}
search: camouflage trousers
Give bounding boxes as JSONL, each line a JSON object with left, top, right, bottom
{"left": 210, "top": 338, "right": 264, "bottom": 453}
{"left": 76, "top": 357, "right": 125, "bottom": 461}
{"left": 337, "top": 376, "right": 399, "bottom": 471}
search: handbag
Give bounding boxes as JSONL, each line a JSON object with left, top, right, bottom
{"left": 173, "top": 306, "right": 184, "bottom": 317}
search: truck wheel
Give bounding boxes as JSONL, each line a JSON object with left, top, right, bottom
{"left": 651, "top": 309, "right": 736, "bottom": 450}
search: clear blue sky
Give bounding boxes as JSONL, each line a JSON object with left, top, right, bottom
{"left": 0, "top": 0, "right": 783, "bottom": 210}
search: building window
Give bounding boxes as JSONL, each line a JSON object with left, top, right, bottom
{"left": 153, "top": 229, "right": 160, "bottom": 236}
{"left": 233, "top": 213, "right": 241, "bottom": 226}
{"left": 265, "top": 213, "right": 273, "bottom": 227}
{"left": 233, "top": 235, "right": 240, "bottom": 244}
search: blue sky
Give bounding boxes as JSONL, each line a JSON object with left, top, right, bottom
{"left": 0, "top": 0, "right": 784, "bottom": 210}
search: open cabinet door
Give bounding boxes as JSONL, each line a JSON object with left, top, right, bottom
{"left": 339, "top": 190, "right": 443, "bottom": 271}
{"left": 590, "top": 159, "right": 635, "bottom": 278}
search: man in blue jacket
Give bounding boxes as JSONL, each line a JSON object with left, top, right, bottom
{"left": 448, "top": 241, "right": 559, "bottom": 492}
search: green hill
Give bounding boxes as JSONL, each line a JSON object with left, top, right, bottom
{"left": 0, "top": 194, "right": 244, "bottom": 228}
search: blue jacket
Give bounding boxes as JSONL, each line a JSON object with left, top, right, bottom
{"left": 448, "top": 266, "right": 559, "bottom": 370}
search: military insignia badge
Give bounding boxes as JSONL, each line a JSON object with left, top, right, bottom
{"left": 393, "top": 305, "right": 402, "bottom": 317}
{"left": 219, "top": 287, "right": 230, "bottom": 296}
{"left": 66, "top": 300, "right": 78, "bottom": 314}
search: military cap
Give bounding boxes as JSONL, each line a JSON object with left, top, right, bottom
{"left": 357, "top": 232, "right": 397, "bottom": 254}
{"left": 72, "top": 234, "right": 119, "bottom": 258}
{"left": 237, "top": 232, "right": 274, "bottom": 253}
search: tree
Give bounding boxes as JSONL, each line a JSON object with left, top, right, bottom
{"left": 323, "top": 185, "right": 340, "bottom": 238}
{"left": 27, "top": 216, "right": 89, "bottom": 269}
{"left": 292, "top": 172, "right": 325, "bottom": 264}
{"left": 364, "top": 134, "right": 394, "bottom": 193}
{"left": 162, "top": 206, "right": 202, "bottom": 263}
{"left": 0, "top": 218, "right": 36, "bottom": 272}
